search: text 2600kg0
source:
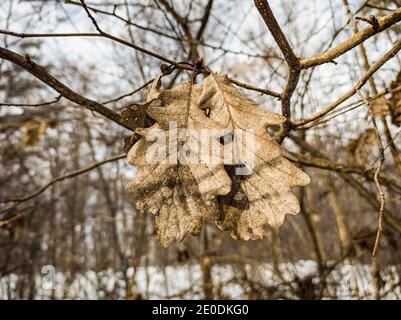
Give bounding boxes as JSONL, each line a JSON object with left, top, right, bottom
{"left": 152, "top": 304, "right": 249, "bottom": 317}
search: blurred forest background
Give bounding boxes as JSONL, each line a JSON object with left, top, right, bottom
{"left": 0, "top": 0, "right": 401, "bottom": 300}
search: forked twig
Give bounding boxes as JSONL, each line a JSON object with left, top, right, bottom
{"left": 357, "top": 90, "right": 385, "bottom": 257}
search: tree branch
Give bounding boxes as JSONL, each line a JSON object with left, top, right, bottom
{"left": 80, "top": 0, "right": 103, "bottom": 34}
{"left": 0, "top": 28, "right": 184, "bottom": 68}
{"left": 289, "top": 150, "right": 401, "bottom": 194}
{"left": 290, "top": 134, "right": 401, "bottom": 234}
{"left": 0, "top": 29, "right": 282, "bottom": 100}
{"left": 254, "top": 0, "right": 301, "bottom": 141}
{"left": 357, "top": 90, "right": 386, "bottom": 257}
{"left": 0, "top": 95, "right": 61, "bottom": 107}
{"left": 0, "top": 46, "right": 134, "bottom": 130}
{"left": 300, "top": 7, "right": 401, "bottom": 68}
{"left": 0, "top": 153, "right": 126, "bottom": 204}
{"left": 295, "top": 39, "right": 401, "bottom": 127}
{"left": 254, "top": 0, "right": 299, "bottom": 68}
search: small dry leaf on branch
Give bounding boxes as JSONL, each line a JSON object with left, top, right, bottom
{"left": 346, "top": 128, "right": 377, "bottom": 166}
{"left": 122, "top": 73, "right": 162, "bottom": 153}
{"left": 22, "top": 120, "right": 47, "bottom": 147}
{"left": 370, "top": 97, "right": 390, "bottom": 118}
{"left": 121, "top": 104, "right": 148, "bottom": 153}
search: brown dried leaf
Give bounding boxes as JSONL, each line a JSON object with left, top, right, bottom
{"left": 127, "top": 80, "right": 231, "bottom": 247}
{"left": 122, "top": 73, "right": 162, "bottom": 153}
{"left": 22, "top": 120, "right": 46, "bottom": 147}
{"left": 391, "top": 71, "right": 401, "bottom": 126}
{"left": 370, "top": 97, "right": 390, "bottom": 118}
{"left": 346, "top": 128, "right": 377, "bottom": 166}
{"left": 199, "top": 74, "right": 310, "bottom": 240}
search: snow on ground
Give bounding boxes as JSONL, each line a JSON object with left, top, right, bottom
{"left": 0, "top": 261, "right": 400, "bottom": 299}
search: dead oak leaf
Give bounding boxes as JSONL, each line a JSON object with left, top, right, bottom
{"left": 127, "top": 80, "right": 231, "bottom": 247}
{"left": 198, "top": 73, "right": 310, "bottom": 240}
{"left": 346, "top": 128, "right": 377, "bottom": 166}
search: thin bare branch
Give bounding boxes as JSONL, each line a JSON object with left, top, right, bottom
{"left": 300, "top": 7, "right": 401, "bottom": 68}
{"left": 357, "top": 90, "right": 386, "bottom": 257}
{"left": 0, "top": 95, "right": 61, "bottom": 107}
{"left": 0, "top": 46, "right": 134, "bottom": 130}
{"left": 295, "top": 39, "right": 401, "bottom": 126}
{"left": 254, "top": 0, "right": 301, "bottom": 141}
{"left": 0, "top": 154, "right": 126, "bottom": 204}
